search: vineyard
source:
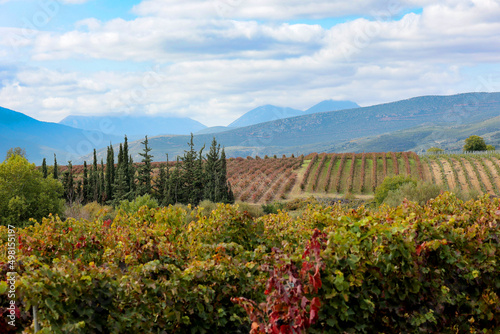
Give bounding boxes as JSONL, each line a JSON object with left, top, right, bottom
{"left": 225, "top": 152, "right": 500, "bottom": 203}
{"left": 58, "top": 151, "right": 500, "bottom": 204}
{"left": 1, "top": 193, "right": 499, "bottom": 333}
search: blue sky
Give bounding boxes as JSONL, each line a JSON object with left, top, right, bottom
{"left": 1, "top": 0, "right": 500, "bottom": 127}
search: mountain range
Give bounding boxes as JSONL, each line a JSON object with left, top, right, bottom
{"left": 2, "top": 93, "right": 500, "bottom": 165}
{"left": 85, "top": 92, "right": 500, "bottom": 163}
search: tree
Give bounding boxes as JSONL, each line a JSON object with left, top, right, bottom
{"left": 5, "top": 147, "right": 26, "bottom": 160}
{"left": 427, "top": 147, "right": 444, "bottom": 154}
{"left": 486, "top": 144, "right": 496, "bottom": 151}
{"left": 204, "top": 137, "right": 220, "bottom": 202}
{"left": 105, "top": 145, "right": 115, "bottom": 202}
{"left": 463, "top": 135, "right": 487, "bottom": 152}
{"left": 137, "top": 136, "right": 153, "bottom": 196}
{"left": 62, "top": 161, "right": 75, "bottom": 204}
{"left": 0, "top": 154, "right": 64, "bottom": 226}
{"left": 53, "top": 154, "right": 59, "bottom": 180}
{"left": 41, "top": 158, "right": 48, "bottom": 178}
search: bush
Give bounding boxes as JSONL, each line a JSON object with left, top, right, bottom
{"left": 234, "top": 201, "right": 264, "bottom": 218}
{"left": 374, "top": 175, "right": 416, "bottom": 205}
{"left": 0, "top": 155, "right": 64, "bottom": 226}
{"left": 262, "top": 202, "right": 285, "bottom": 215}
{"left": 118, "top": 194, "right": 158, "bottom": 214}
{"left": 383, "top": 181, "right": 442, "bottom": 207}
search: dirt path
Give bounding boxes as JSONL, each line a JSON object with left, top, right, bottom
{"left": 421, "top": 158, "right": 433, "bottom": 182}
{"left": 460, "top": 158, "right": 482, "bottom": 192}
{"left": 428, "top": 159, "right": 444, "bottom": 186}
{"left": 440, "top": 158, "right": 457, "bottom": 190}
{"left": 484, "top": 158, "right": 500, "bottom": 193}
{"left": 450, "top": 158, "right": 468, "bottom": 191}
{"left": 471, "top": 159, "right": 495, "bottom": 194}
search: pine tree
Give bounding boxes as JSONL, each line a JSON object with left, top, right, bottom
{"left": 155, "top": 163, "right": 167, "bottom": 203}
{"left": 204, "top": 137, "right": 220, "bottom": 202}
{"left": 163, "top": 154, "right": 174, "bottom": 206}
{"left": 181, "top": 134, "right": 198, "bottom": 204}
{"left": 53, "top": 154, "right": 58, "bottom": 180}
{"left": 137, "top": 136, "right": 153, "bottom": 196}
{"left": 41, "top": 158, "right": 48, "bottom": 178}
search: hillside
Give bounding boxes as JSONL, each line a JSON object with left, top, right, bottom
{"left": 0, "top": 106, "right": 119, "bottom": 164}
{"left": 83, "top": 92, "right": 500, "bottom": 163}
{"left": 59, "top": 115, "right": 206, "bottom": 141}
{"left": 64, "top": 151, "right": 500, "bottom": 205}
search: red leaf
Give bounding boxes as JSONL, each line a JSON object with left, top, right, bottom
{"left": 309, "top": 297, "right": 321, "bottom": 324}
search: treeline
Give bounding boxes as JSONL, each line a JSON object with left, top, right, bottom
{"left": 42, "top": 135, "right": 234, "bottom": 206}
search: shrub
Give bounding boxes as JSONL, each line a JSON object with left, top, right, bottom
{"left": 383, "top": 181, "right": 442, "bottom": 207}
{"left": 262, "top": 202, "right": 285, "bottom": 215}
{"left": 374, "top": 175, "right": 416, "bottom": 205}
{"left": 118, "top": 194, "right": 158, "bottom": 214}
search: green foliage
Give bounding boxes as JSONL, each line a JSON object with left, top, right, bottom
{"left": 464, "top": 135, "right": 487, "bottom": 152}
{"left": 261, "top": 201, "right": 285, "bottom": 214}
{"left": 0, "top": 154, "right": 64, "bottom": 226}
{"left": 5, "top": 147, "right": 27, "bottom": 160}
{"left": 383, "top": 181, "right": 442, "bottom": 207}
{"left": 374, "top": 175, "right": 416, "bottom": 205}
{"left": 0, "top": 193, "right": 499, "bottom": 333}
{"left": 486, "top": 144, "right": 496, "bottom": 151}
{"left": 118, "top": 194, "right": 158, "bottom": 214}
{"left": 427, "top": 147, "right": 444, "bottom": 154}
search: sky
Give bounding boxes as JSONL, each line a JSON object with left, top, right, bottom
{"left": 1, "top": 0, "right": 500, "bottom": 127}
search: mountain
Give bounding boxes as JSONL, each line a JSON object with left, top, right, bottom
{"left": 228, "top": 100, "right": 359, "bottom": 128}
{"left": 85, "top": 92, "right": 500, "bottom": 163}
{"left": 195, "top": 126, "right": 235, "bottom": 135}
{"left": 228, "top": 105, "right": 304, "bottom": 128}
{"left": 59, "top": 115, "right": 207, "bottom": 141}
{"left": 0, "top": 107, "right": 119, "bottom": 165}
{"left": 305, "top": 100, "right": 359, "bottom": 114}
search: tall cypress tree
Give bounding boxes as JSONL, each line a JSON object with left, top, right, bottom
{"left": 53, "top": 154, "right": 58, "bottom": 180}
{"left": 137, "top": 136, "right": 153, "bottom": 196}
{"left": 129, "top": 154, "right": 136, "bottom": 197}
{"left": 218, "top": 148, "right": 233, "bottom": 203}
{"left": 83, "top": 161, "right": 89, "bottom": 204}
{"left": 105, "top": 145, "right": 115, "bottom": 202}
{"left": 99, "top": 159, "right": 105, "bottom": 204}
{"left": 41, "top": 158, "right": 48, "bottom": 178}
{"left": 91, "top": 149, "right": 99, "bottom": 202}
{"left": 63, "top": 161, "right": 75, "bottom": 204}
{"left": 204, "top": 137, "right": 220, "bottom": 202}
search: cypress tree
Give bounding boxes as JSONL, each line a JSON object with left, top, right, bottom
{"left": 83, "top": 161, "right": 89, "bottom": 204}
{"left": 105, "top": 145, "right": 115, "bottom": 202}
{"left": 99, "top": 159, "right": 105, "bottom": 204}
{"left": 129, "top": 154, "right": 136, "bottom": 197}
{"left": 63, "top": 161, "right": 74, "bottom": 204}
{"left": 204, "top": 137, "right": 220, "bottom": 202}
{"left": 137, "top": 136, "right": 153, "bottom": 196}
{"left": 218, "top": 148, "right": 233, "bottom": 203}
{"left": 91, "top": 149, "right": 99, "bottom": 202}
{"left": 155, "top": 163, "right": 167, "bottom": 203}
{"left": 53, "top": 154, "right": 58, "bottom": 180}
{"left": 163, "top": 154, "right": 173, "bottom": 206}
{"left": 41, "top": 158, "right": 48, "bottom": 178}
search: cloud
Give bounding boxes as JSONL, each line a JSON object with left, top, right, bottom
{"left": 132, "top": 0, "right": 431, "bottom": 20}
{"left": 1, "top": 0, "right": 500, "bottom": 128}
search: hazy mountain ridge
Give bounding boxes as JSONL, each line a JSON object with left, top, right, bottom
{"left": 84, "top": 92, "right": 500, "bottom": 163}
{"left": 0, "top": 107, "right": 119, "bottom": 164}
{"left": 59, "top": 115, "right": 207, "bottom": 141}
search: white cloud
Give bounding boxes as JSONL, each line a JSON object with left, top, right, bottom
{"left": 1, "top": 0, "right": 500, "bottom": 128}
